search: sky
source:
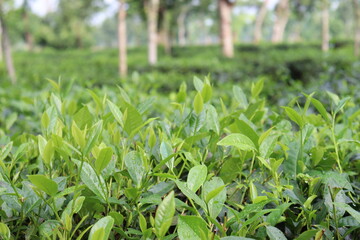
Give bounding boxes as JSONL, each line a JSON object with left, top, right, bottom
{"left": 17, "top": 0, "right": 279, "bottom": 25}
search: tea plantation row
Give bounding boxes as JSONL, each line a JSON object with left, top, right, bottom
{"left": 0, "top": 75, "right": 359, "bottom": 239}
{"left": 1, "top": 43, "right": 358, "bottom": 92}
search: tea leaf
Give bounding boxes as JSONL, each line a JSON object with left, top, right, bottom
{"left": 217, "top": 133, "right": 256, "bottom": 152}
{"left": 88, "top": 216, "right": 114, "bottom": 240}
{"left": 193, "top": 92, "right": 204, "bottom": 115}
{"left": 83, "top": 120, "right": 103, "bottom": 155}
{"left": 266, "top": 226, "right": 287, "bottom": 240}
{"left": 233, "top": 86, "right": 248, "bottom": 108}
{"left": 0, "top": 222, "right": 10, "bottom": 239}
{"left": 334, "top": 97, "right": 351, "bottom": 115}
{"left": 107, "top": 100, "right": 124, "bottom": 127}
{"left": 123, "top": 104, "right": 143, "bottom": 136}
{"left": 95, "top": 147, "right": 113, "bottom": 173}
{"left": 124, "top": 151, "right": 145, "bottom": 187}
{"left": 282, "top": 106, "right": 304, "bottom": 129}
{"left": 187, "top": 165, "right": 207, "bottom": 192}
{"left": 39, "top": 220, "right": 61, "bottom": 238}
{"left": 334, "top": 203, "right": 360, "bottom": 224}
{"left": 193, "top": 76, "right": 204, "bottom": 92}
{"left": 178, "top": 215, "right": 209, "bottom": 240}
{"left": 203, "top": 177, "right": 226, "bottom": 219}
{"left": 28, "top": 175, "right": 58, "bottom": 197}
{"left": 155, "top": 191, "right": 175, "bottom": 238}
{"left": 72, "top": 159, "right": 107, "bottom": 202}
{"left": 295, "top": 230, "right": 318, "bottom": 240}
{"left": 310, "top": 97, "right": 331, "bottom": 123}
{"left": 174, "top": 180, "right": 207, "bottom": 211}
{"left": 201, "top": 83, "right": 212, "bottom": 103}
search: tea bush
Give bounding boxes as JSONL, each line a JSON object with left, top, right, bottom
{"left": 0, "top": 75, "right": 359, "bottom": 239}
{"left": 0, "top": 43, "right": 357, "bottom": 91}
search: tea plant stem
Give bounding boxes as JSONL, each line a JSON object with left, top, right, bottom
{"left": 188, "top": 198, "right": 202, "bottom": 217}
{"left": 193, "top": 114, "right": 199, "bottom": 136}
{"left": 38, "top": 193, "right": 61, "bottom": 221}
{"left": 299, "top": 128, "right": 303, "bottom": 165}
{"left": 331, "top": 118, "right": 342, "bottom": 173}
{"left": 70, "top": 155, "right": 86, "bottom": 218}
{"left": 49, "top": 165, "right": 53, "bottom": 179}
{"left": 329, "top": 186, "right": 341, "bottom": 240}
{"left": 249, "top": 152, "right": 256, "bottom": 176}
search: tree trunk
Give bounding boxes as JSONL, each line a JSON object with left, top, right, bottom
{"left": 158, "top": 8, "right": 171, "bottom": 55}
{"left": 0, "top": 23, "right": 3, "bottom": 62}
{"left": 23, "top": 0, "right": 33, "bottom": 51}
{"left": 0, "top": 0, "right": 16, "bottom": 84}
{"left": 322, "top": 0, "right": 330, "bottom": 52}
{"left": 146, "top": 0, "right": 159, "bottom": 65}
{"left": 177, "top": 4, "right": 189, "bottom": 46}
{"left": 289, "top": 22, "right": 302, "bottom": 43}
{"left": 353, "top": 0, "right": 360, "bottom": 56}
{"left": 253, "top": 0, "right": 269, "bottom": 44}
{"left": 271, "top": 0, "right": 290, "bottom": 43}
{"left": 118, "top": 0, "right": 127, "bottom": 77}
{"left": 219, "top": 0, "right": 234, "bottom": 58}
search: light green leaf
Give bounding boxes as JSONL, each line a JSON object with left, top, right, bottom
{"left": 0, "top": 222, "right": 10, "bottom": 239}
{"left": 123, "top": 104, "right": 143, "bottom": 136}
{"left": 107, "top": 100, "right": 123, "bottom": 127}
{"left": 88, "top": 216, "right": 114, "bottom": 240}
{"left": 39, "top": 220, "right": 61, "bottom": 238}
{"left": 71, "top": 121, "right": 86, "bottom": 149}
{"left": 310, "top": 97, "right": 331, "bottom": 123}
{"left": 178, "top": 216, "right": 209, "bottom": 240}
{"left": 233, "top": 86, "right": 248, "bottom": 109}
{"left": 88, "top": 89, "right": 104, "bottom": 111}
{"left": 72, "top": 159, "right": 107, "bottom": 202}
{"left": 83, "top": 120, "right": 103, "bottom": 156}
{"left": 193, "top": 92, "right": 204, "bottom": 115}
{"left": 174, "top": 180, "right": 207, "bottom": 211}
{"left": 282, "top": 106, "right": 304, "bottom": 129}
{"left": 304, "top": 195, "right": 317, "bottom": 209}
{"left": 61, "top": 196, "right": 85, "bottom": 223}
{"left": 42, "top": 139, "right": 54, "bottom": 166}
{"left": 267, "top": 203, "right": 292, "bottom": 226}
{"left": 266, "top": 226, "right": 287, "bottom": 240}
{"left": 217, "top": 133, "right": 256, "bottom": 152}
{"left": 37, "top": 136, "right": 47, "bottom": 158}
{"left": 251, "top": 78, "right": 264, "bottom": 98}
{"left": 205, "top": 105, "right": 220, "bottom": 134}
{"left": 95, "top": 147, "right": 113, "bottom": 173}
{"left": 193, "top": 76, "right": 204, "bottom": 92}
{"left": 203, "top": 177, "right": 226, "bottom": 219}
{"left": 155, "top": 191, "right": 175, "bottom": 238}
{"left": 235, "top": 118, "right": 259, "bottom": 149}
{"left": 124, "top": 151, "right": 145, "bottom": 187}
{"left": 0, "top": 142, "right": 12, "bottom": 169}
{"left": 139, "top": 213, "right": 147, "bottom": 233}
{"left": 221, "top": 237, "right": 255, "bottom": 240}
{"left": 160, "top": 141, "right": 174, "bottom": 170}
{"left": 28, "top": 175, "right": 58, "bottom": 197}
{"left": 187, "top": 165, "right": 207, "bottom": 192}
{"left": 204, "top": 185, "right": 225, "bottom": 204}
{"left": 73, "top": 106, "right": 93, "bottom": 129}
{"left": 201, "top": 83, "right": 212, "bottom": 103}
{"left": 5, "top": 112, "right": 17, "bottom": 130}
{"left": 334, "top": 97, "right": 351, "bottom": 115}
